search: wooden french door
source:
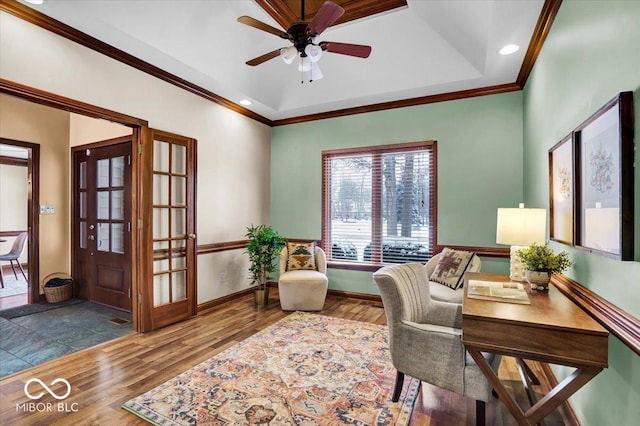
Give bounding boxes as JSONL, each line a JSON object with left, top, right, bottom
{"left": 73, "top": 138, "right": 132, "bottom": 311}
{"left": 139, "top": 129, "right": 197, "bottom": 331}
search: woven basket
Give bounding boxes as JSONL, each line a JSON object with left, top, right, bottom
{"left": 43, "top": 273, "right": 73, "bottom": 303}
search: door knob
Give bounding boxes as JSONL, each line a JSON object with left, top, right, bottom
{"left": 187, "top": 233, "right": 196, "bottom": 240}
{"left": 88, "top": 235, "right": 95, "bottom": 240}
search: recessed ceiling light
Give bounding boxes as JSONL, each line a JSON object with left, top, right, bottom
{"left": 239, "top": 99, "right": 252, "bottom": 106}
{"left": 499, "top": 44, "right": 520, "bottom": 55}
{"left": 24, "top": 0, "right": 45, "bottom": 5}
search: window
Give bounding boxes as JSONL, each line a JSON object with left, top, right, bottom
{"left": 322, "top": 141, "right": 437, "bottom": 269}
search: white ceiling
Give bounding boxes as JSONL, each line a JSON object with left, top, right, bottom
{"left": 21, "top": 0, "right": 544, "bottom": 121}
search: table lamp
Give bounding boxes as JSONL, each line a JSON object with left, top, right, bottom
{"left": 496, "top": 203, "right": 546, "bottom": 281}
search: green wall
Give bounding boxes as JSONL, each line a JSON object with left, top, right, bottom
{"left": 272, "top": 2, "right": 639, "bottom": 424}
{"left": 523, "top": 1, "right": 640, "bottom": 425}
{"left": 271, "top": 92, "right": 523, "bottom": 293}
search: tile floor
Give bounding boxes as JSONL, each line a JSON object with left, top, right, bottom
{"left": 0, "top": 301, "right": 132, "bottom": 377}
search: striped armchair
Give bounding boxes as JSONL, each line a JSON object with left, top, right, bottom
{"left": 373, "top": 262, "right": 500, "bottom": 426}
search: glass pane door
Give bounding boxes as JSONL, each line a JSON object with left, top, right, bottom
{"left": 152, "top": 139, "right": 189, "bottom": 307}
{"left": 141, "top": 128, "right": 195, "bottom": 331}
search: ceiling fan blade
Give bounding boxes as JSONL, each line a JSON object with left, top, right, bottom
{"left": 308, "top": 1, "right": 345, "bottom": 36}
{"left": 246, "top": 49, "right": 282, "bottom": 66}
{"left": 237, "top": 16, "right": 288, "bottom": 39}
{"left": 320, "top": 42, "right": 372, "bottom": 58}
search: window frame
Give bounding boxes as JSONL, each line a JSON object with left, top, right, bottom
{"left": 322, "top": 141, "right": 438, "bottom": 271}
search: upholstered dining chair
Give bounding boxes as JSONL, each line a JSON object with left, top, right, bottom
{"left": 0, "top": 232, "right": 29, "bottom": 286}
{"left": 373, "top": 262, "right": 500, "bottom": 426}
{"left": 278, "top": 244, "right": 328, "bottom": 311}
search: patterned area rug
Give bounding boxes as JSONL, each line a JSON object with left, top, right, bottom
{"left": 123, "top": 312, "right": 419, "bottom": 425}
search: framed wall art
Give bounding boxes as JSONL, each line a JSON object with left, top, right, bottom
{"left": 549, "top": 133, "right": 575, "bottom": 246}
{"left": 575, "top": 91, "right": 634, "bottom": 260}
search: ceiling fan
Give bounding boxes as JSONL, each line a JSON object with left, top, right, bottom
{"left": 237, "top": 0, "right": 372, "bottom": 82}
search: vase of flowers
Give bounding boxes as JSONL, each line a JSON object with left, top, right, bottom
{"left": 516, "top": 243, "right": 572, "bottom": 290}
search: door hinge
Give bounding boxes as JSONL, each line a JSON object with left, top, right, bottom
{"left": 128, "top": 155, "right": 131, "bottom": 165}
{"left": 128, "top": 288, "right": 131, "bottom": 299}
{"left": 137, "top": 144, "right": 143, "bottom": 155}
{"left": 138, "top": 293, "right": 143, "bottom": 304}
{"left": 138, "top": 219, "right": 143, "bottom": 229}
{"left": 128, "top": 222, "right": 132, "bottom": 232}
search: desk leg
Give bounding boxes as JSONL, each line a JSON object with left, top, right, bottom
{"left": 467, "top": 348, "right": 529, "bottom": 425}
{"left": 515, "top": 358, "right": 537, "bottom": 408}
{"left": 467, "top": 347, "right": 602, "bottom": 426}
{"left": 524, "top": 365, "right": 602, "bottom": 425}
{"left": 518, "top": 359, "right": 541, "bottom": 385}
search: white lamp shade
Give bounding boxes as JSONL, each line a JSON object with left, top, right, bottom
{"left": 298, "top": 56, "right": 312, "bottom": 71}
{"left": 280, "top": 46, "right": 297, "bottom": 64}
{"left": 496, "top": 208, "right": 546, "bottom": 246}
{"left": 304, "top": 44, "right": 322, "bottom": 62}
{"left": 310, "top": 62, "right": 323, "bottom": 80}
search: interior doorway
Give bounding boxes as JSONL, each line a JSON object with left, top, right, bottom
{"left": 1, "top": 82, "right": 144, "bottom": 331}
{"left": 72, "top": 138, "right": 133, "bottom": 312}
{"left": 0, "top": 139, "right": 40, "bottom": 309}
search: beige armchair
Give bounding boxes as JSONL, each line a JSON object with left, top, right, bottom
{"left": 373, "top": 262, "right": 500, "bottom": 426}
{"left": 278, "top": 246, "right": 328, "bottom": 311}
{"left": 425, "top": 252, "right": 482, "bottom": 303}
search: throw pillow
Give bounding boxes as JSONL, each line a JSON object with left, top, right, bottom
{"left": 286, "top": 241, "right": 317, "bottom": 271}
{"left": 429, "top": 247, "right": 476, "bottom": 290}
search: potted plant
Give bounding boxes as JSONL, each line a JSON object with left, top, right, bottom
{"left": 516, "top": 243, "right": 572, "bottom": 290}
{"left": 245, "top": 224, "right": 286, "bottom": 307}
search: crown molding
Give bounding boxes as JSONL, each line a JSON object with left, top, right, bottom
{"left": 1, "top": 0, "right": 562, "bottom": 127}
{"left": 0, "top": 0, "right": 273, "bottom": 126}
{"left": 272, "top": 83, "right": 522, "bottom": 126}
{"left": 517, "top": 0, "right": 562, "bottom": 87}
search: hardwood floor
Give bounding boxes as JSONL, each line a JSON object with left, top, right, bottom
{"left": 0, "top": 293, "right": 27, "bottom": 310}
{"left": 0, "top": 290, "right": 574, "bottom": 425}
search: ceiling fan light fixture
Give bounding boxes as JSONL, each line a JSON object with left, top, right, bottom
{"left": 298, "top": 56, "right": 312, "bottom": 72}
{"left": 304, "top": 44, "right": 323, "bottom": 62}
{"left": 499, "top": 44, "right": 520, "bottom": 55}
{"left": 280, "top": 46, "right": 297, "bottom": 64}
{"left": 310, "top": 62, "right": 323, "bottom": 81}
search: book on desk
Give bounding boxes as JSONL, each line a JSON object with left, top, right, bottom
{"left": 467, "top": 279, "right": 530, "bottom": 304}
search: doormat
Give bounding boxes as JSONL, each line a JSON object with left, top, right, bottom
{"left": 123, "top": 311, "right": 419, "bottom": 425}
{"left": 0, "top": 298, "right": 84, "bottom": 320}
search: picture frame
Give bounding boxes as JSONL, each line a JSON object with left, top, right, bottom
{"left": 575, "top": 92, "right": 634, "bottom": 260}
{"left": 549, "top": 133, "right": 575, "bottom": 246}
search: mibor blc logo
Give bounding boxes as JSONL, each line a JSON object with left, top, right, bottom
{"left": 17, "top": 378, "right": 79, "bottom": 413}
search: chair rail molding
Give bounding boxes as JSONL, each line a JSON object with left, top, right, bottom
{"left": 552, "top": 274, "right": 640, "bottom": 356}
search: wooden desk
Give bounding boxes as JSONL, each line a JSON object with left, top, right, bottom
{"left": 462, "top": 272, "right": 608, "bottom": 426}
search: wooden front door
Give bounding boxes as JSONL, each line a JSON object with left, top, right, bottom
{"left": 138, "top": 129, "right": 197, "bottom": 331}
{"left": 73, "top": 138, "right": 132, "bottom": 311}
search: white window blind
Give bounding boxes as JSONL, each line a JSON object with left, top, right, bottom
{"left": 322, "top": 142, "right": 436, "bottom": 266}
